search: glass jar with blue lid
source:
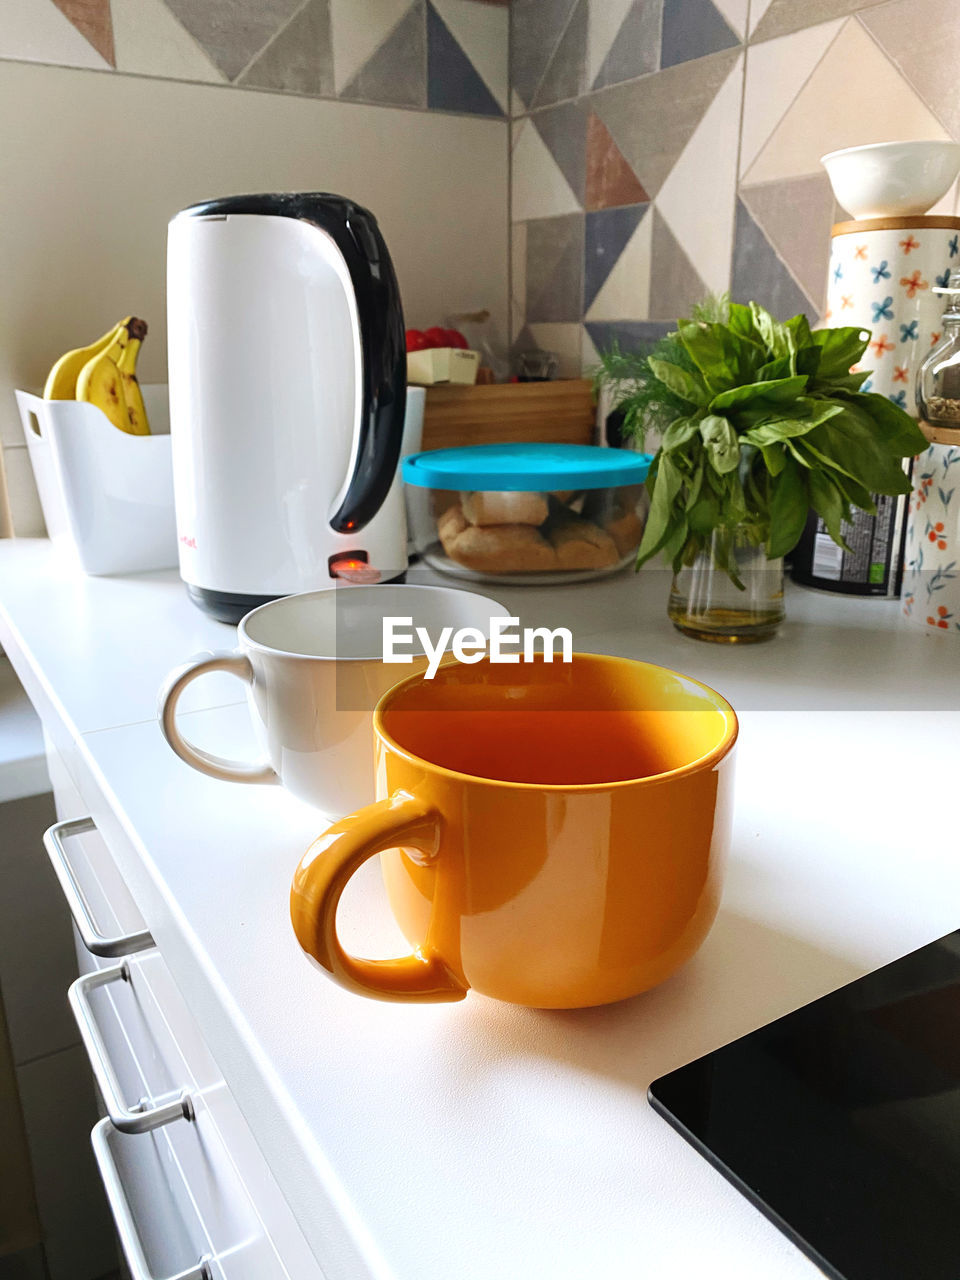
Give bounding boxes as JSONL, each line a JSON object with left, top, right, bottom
{"left": 401, "top": 442, "right": 652, "bottom": 584}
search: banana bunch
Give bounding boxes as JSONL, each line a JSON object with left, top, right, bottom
{"left": 44, "top": 317, "right": 151, "bottom": 436}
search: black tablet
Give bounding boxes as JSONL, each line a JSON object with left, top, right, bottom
{"left": 648, "top": 929, "right": 960, "bottom": 1280}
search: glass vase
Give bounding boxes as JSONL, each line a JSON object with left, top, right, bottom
{"left": 668, "top": 527, "right": 785, "bottom": 643}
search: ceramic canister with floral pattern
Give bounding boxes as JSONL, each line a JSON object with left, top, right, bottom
{"left": 826, "top": 216, "right": 960, "bottom": 413}
{"left": 901, "top": 423, "right": 960, "bottom": 635}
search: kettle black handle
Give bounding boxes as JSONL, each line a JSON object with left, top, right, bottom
{"left": 322, "top": 206, "right": 406, "bottom": 533}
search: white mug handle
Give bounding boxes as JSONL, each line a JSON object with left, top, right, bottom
{"left": 158, "top": 651, "right": 278, "bottom": 785}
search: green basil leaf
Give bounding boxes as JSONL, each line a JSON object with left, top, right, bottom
{"left": 796, "top": 346, "right": 822, "bottom": 378}
{"left": 733, "top": 399, "right": 809, "bottom": 427}
{"left": 684, "top": 456, "right": 705, "bottom": 510}
{"left": 636, "top": 452, "right": 682, "bottom": 565}
{"left": 678, "top": 322, "right": 741, "bottom": 390}
{"left": 700, "top": 414, "right": 740, "bottom": 474}
{"left": 724, "top": 469, "right": 748, "bottom": 523}
{"left": 785, "top": 314, "right": 815, "bottom": 351}
{"left": 761, "top": 443, "right": 786, "bottom": 475}
{"left": 742, "top": 401, "right": 843, "bottom": 447}
{"left": 810, "top": 326, "right": 870, "bottom": 378}
{"left": 744, "top": 454, "right": 769, "bottom": 518}
{"left": 830, "top": 469, "right": 877, "bottom": 515}
{"left": 710, "top": 525, "right": 747, "bottom": 589}
{"left": 687, "top": 486, "right": 721, "bottom": 534}
{"left": 792, "top": 434, "right": 862, "bottom": 484}
{"left": 806, "top": 412, "right": 913, "bottom": 494}
{"left": 755, "top": 355, "right": 794, "bottom": 381}
{"left": 785, "top": 439, "right": 813, "bottom": 467}
{"left": 710, "top": 375, "right": 808, "bottom": 412}
{"left": 835, "top": 391, "right": 928, "bottom": 456}
{"left": 819, "top": 369, "right": 871, "bottom": 392}
{"left": 767, "top": 458, "right": 808, "bottom": 558}
{"left": 660, "top": 512, "right": 689, "bottom": 572}
{"left": 745, "top": 421, "right": 809, "bottom": 447}
{"left": 648, "top": 358, "right": 708, "bottom": 407}
{"left": 660, "top": 415, "right": 701, "bottom": 452}
{"left": 726, "top": 305, "right": 767, "bottom": 380}
{"left": 808, "top": 469, "right": 851, "bottom": 550}
{"left": 750, "top": 302, "right": 795, "bottom": 361}
{"left": 797, "top": 398, "right": 847, "bottom": 426}
{"left": 728, "top": 302, "right": 759, "bottom": 344}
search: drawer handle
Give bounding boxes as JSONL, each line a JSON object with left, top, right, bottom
{"left": 69, "top": 961, "right": 194, "bottom": 1134}
{"left": 44, "top": 818, "right": 153, "bottom": 957}
{"left": 92, "top": 1117, "right": 212, "bottom": 1280}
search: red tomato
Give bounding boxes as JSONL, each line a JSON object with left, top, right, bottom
{"left": 405, "top": 329, "right": 429, "bottom": 352}
{"left": 423, "top": 326, "right": 449, "bottom": 349}
{"left": 443, "top": 328, "right": 469, "bottom": 349}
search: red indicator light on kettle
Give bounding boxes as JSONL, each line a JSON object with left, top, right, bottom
{"left": 328, "top": 551, "right": 378, "bottom": 582}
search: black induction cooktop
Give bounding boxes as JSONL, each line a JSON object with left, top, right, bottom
{"left": 648, "top": 929, "right": 960, "bottom": 1280}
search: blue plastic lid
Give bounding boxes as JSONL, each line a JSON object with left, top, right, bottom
{"left": 402, "top": 443, "right": 651, "bottom": 492}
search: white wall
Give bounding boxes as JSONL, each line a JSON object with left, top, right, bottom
{"left": 0, "top": 59, "right": 508, "bottom": 533}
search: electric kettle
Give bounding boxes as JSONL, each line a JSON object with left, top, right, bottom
{"left": 167, "top": 192, "right": 408, "bottom": 622}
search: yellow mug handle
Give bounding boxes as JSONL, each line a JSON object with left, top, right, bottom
{"left": 290, "top": 792, "right": 467, "bottom": 1003}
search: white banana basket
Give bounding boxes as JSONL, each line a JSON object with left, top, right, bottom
{"left": 15, "top": 384, "right": 178, "bottom": 576}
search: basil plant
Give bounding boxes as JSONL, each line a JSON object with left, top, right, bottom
{"left": 595, "top": 299, "right": 927, "bottom": 585}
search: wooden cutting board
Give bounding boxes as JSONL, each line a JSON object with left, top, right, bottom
{"left": 420, "top": 379, "right": 596, "bottom": 451}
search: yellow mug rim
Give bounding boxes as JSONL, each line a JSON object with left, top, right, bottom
{"left": 373, "top": 652, "right": 739, "bottom": 793}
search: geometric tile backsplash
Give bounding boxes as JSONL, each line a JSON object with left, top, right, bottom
{"left": 510, "top": 0, "right": 960, "bottom": 375}
{"left": 6, "top": 0, "right": 509, "bottom": 115}
{"left": 5, "top": 0, "right": 960, "bottom": 384}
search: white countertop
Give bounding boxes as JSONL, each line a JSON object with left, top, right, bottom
{"left": 2, "top": 538, "right": 959, "bottom": 1280}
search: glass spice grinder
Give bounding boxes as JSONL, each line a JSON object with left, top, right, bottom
{"left": 917, "top": 269, "right": 960, "bottom": 426}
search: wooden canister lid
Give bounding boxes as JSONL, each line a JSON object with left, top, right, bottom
{"left": 920, "top": 419, "right": 960, "bottom": 445}
{"left": 832, "top": 215, "right": 960, "bottom": 237}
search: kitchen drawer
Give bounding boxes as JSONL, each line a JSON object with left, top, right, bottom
{"left": 94, "top": 1111, "right": 208, "bottom": 1280}
{"left": 42, "top": 805, "right": 169, "bottom": 1098}
{"left": 77, "top": 954, "right": 268, "bottom": 1280}
{"left": 45, "top": 735, "right": 147, "bottom": 951}
{"left": 46, "top": 805, "right": 323, "bottom": 1280}
{"left": 81, "top": 949, "right": 299, "bottom": 1279}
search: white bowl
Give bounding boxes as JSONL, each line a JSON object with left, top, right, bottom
{"left": 821, "top": 140, "right": 960, "bottom": 219}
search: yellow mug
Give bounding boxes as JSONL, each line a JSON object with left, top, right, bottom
{"left": 290, "top": 654, "right": 738, "bottom": 1008}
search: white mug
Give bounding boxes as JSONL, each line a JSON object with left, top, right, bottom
{"left": 158, "top": 584, "right": 508, "bottom": 816}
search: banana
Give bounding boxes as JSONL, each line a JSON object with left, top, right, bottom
{"left": 116, "top": 319, "right": 151, "bottom": 435}
{"left": 76, "top": 319, "right": 151, "bottom": 436}
{"left": 76, "top": 328, "right": 130, "bottom": 433}
{"left": 43, "top": 317, "right": 131, "bottom": 399}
